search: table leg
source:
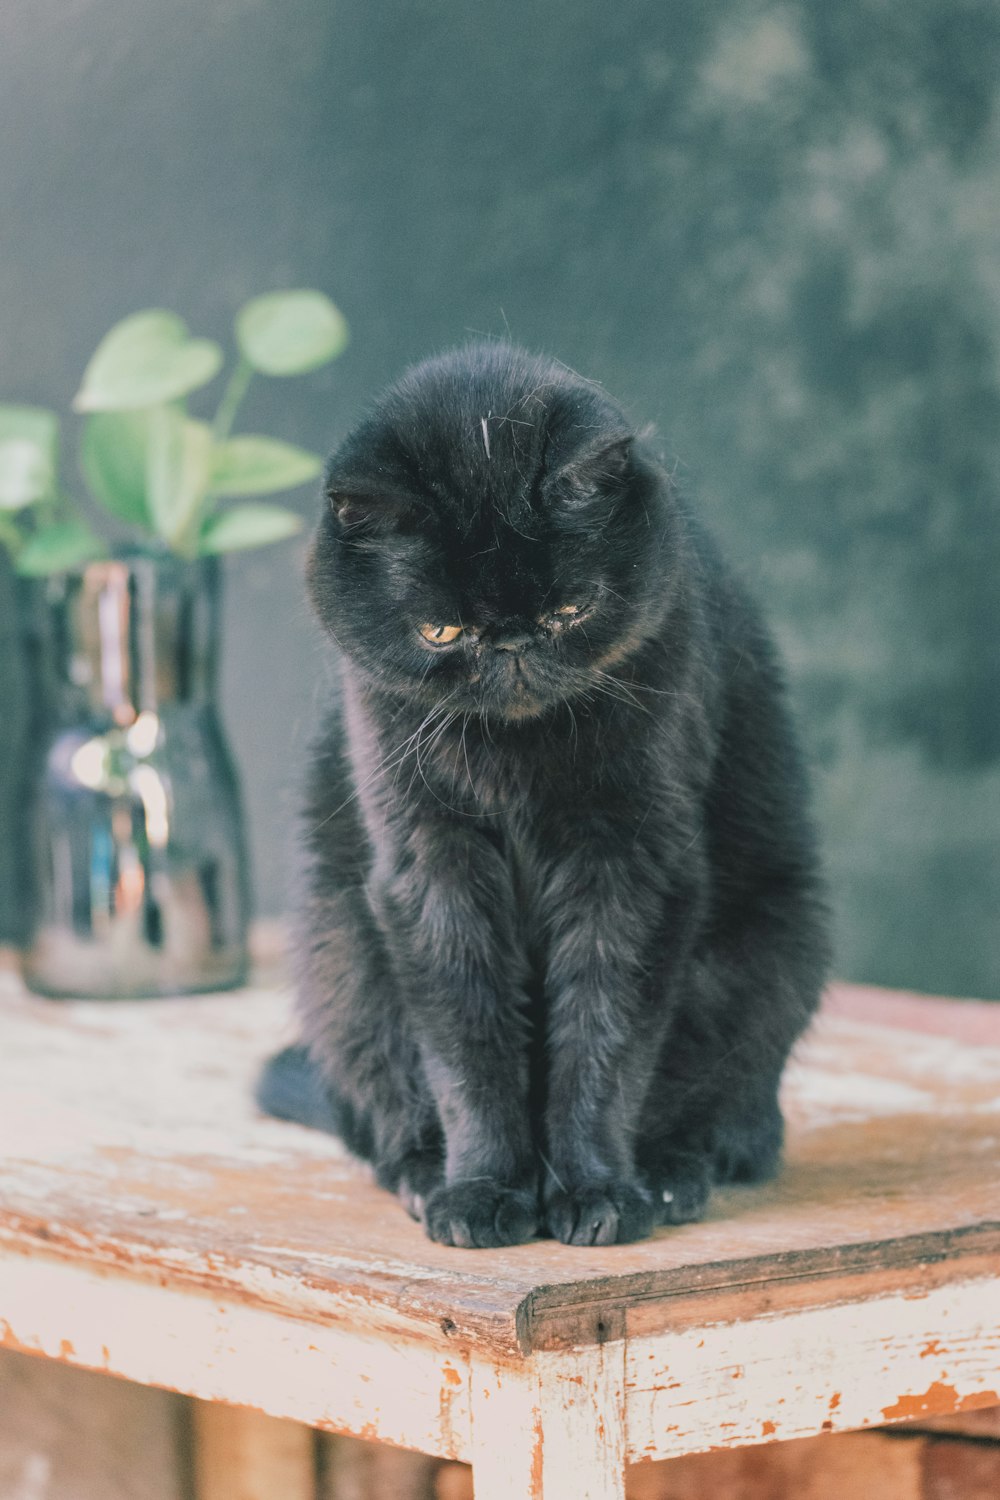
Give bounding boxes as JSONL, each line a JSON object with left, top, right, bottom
{"left": 191, "top": 1402, "right": 315, "bottom": 1500}
{"left": 470, "top": 1345, "right": 626, "bottom": 1500}
{"left": 316, "top": 1430, "right": 440, "bottom": 1498}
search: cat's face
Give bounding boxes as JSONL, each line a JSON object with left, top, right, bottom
{"left": 307, "top": 345, "right": 675, "bottom": 721}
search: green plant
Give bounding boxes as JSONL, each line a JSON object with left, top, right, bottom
{"left": 0, "top": 290, "right": 348, "bottom": 575}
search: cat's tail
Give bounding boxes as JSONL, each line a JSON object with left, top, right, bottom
{"left": 255, "top": 1044, "right": 341, "bottom": 1133}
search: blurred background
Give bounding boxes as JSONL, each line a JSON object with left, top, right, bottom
{"left": 1, "top": 0, "right": 997, "bottom": 998}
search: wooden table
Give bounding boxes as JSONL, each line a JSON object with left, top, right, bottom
{"left": 1, "top": 965, "right": 999, "bottom": 1499}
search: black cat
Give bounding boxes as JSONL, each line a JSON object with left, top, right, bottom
{"left": 257, "top": 343, "right": 829, "bottom": 1248}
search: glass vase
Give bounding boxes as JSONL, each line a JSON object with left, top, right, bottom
{"left": 19, "top": 553, "right": 250, "bottom": 997}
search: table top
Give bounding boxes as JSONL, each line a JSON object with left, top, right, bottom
{"left": 2, "top": 960, "right": 998, "bottom": 1356}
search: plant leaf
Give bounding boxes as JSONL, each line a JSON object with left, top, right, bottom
{"left": 15, "top": 523, "right": 105, "bottom": 576}
{"left": 0, "top": 405, "right": 59, "bottom": 456}
{"left": 199, "top": 503, "right": 302, "bottom": 555}
{"left": 211, "top": 435, "right": 322, "bottom": 496}
{"left": 0, "top": 440, "right": 51, "bottom": 511}
{"left": 81, "top": 410, "right": 154, "bottom": 525}
{"left": 74, "top": 310, "right": 223, "bottom": 412}
{"left": 146, "top": 408, "right": 214, "bottom": 551}
{"left": 0, "top": 405, "right": 59, "bottom": 508}
{"left": 235, "top": 291, "right": 348, "bottom": 376}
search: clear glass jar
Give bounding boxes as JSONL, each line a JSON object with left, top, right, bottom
{"left": 19, "top": 553, "right": 250, "bottom": 997}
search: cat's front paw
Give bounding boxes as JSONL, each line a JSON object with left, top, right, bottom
{"left": 423, "top": 1180, "right": 538, "bottom": 1248}
{"left": 389, "top": 1149, "right": 444, "bottom": 1222}
{"left": 544, "top": 1179, "right": 656, "bottom": 1246}
{"left": 656, "top": 1172, "right": 710, "bottom": 1225}
{"left": 644, "top": 1154, "right": 712, "bottom": 1225}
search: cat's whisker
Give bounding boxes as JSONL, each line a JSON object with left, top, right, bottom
{"left": 537, "top": 561, "right": 574, "bottom": 611}
{"left": 409, "top": 707, "right": 504, "bottom": 818}
{"left": 501, "top": 511, "right": 537, "bottom": 542}
{"left": 587, "top": 676, "right": 653, "bottom": 717}
{"left": 471, "top": 711, "right": 501, "bottom": 777}
{"left": 606, "top": 675, "right": 679, "bottom": 700}
{"left": 596, "top": 681, "right": 647, "bottom": 712}
{"left": 538, "top": 1151, "right": 567, "bottom": 1193}
{"left": 588, "top": 687, "right": 640, "bottom": 716}
{"left": 385, "top": 701, "right": 458, "bottom": 781}
{"left": 460, "top": 713, "right": 478, "bottom": 798}
{"left": 565, "top": 700, "right": 580, "bottom": 758}
{"left": 412, "top": 710, "right": 468, "bottom": 810}
{"left": 311, "top": 696, "right": 460, "bottom": 830}
{"left": 591, "top": 670, "right": 654, "bottom": 716}
{"left": 401, "top": 696, "right": 461, "bottom": 780}
{"left": 585, "top": 578, "right": 629, "bottom": 607}
{"left": 404, "top": 705, "right": 462, "bottom": 801}
{"left": 393, "top": 702, "right": 455, "bottom": 798}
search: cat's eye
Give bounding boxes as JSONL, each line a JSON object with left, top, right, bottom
{"left": 548, "top": 603, "right": 587, "bottom": 624}
{"left": 418, "top": 623, "right": 463, "bottom": 645}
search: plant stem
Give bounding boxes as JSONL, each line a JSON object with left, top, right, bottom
{"left": 212, "top": 356, "right": 254, "bottom": 445}
{"left": 0, "top": 513, "right": 23, "bottom": 558}
{"left": 49, "top": 489, "right": 78, "bottom": 527}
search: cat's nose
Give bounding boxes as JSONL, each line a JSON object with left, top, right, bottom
{"left": 492, "top": 629, "right": 535, "bottom": 653}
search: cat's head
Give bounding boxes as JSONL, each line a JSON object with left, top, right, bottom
{"left": 307, "top": 343, "right": 680, "bottom": 721}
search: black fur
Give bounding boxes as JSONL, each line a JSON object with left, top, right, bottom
{"left": 258, "top": 343, "right": 829, "bottom": 1247}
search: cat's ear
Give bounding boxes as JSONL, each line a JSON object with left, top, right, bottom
{"left": 555, "top": 434, "right": 634, "bottom": 503}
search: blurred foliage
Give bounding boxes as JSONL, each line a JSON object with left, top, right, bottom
{"left": 0, "top": 291, "right": 348, "bottom": 571}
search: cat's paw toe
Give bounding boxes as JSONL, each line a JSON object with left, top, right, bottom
{"left": 423, "top": 1181, "right": 538, "bottom": 1248}
{"left": 399, "top": 1155, "right": 444, "bottom": 1222}
{"left": 654, "top": 1166, "right": 711, "bottom": 1225}
{"left": 545, "top": 1181, "right": 655, "bottom": 1246}
{"left": 377, "top": 1148, "right": 444, "bottom": 1222}
{"left": 638, "top": 1145, "right": 714, "bottom": 1226}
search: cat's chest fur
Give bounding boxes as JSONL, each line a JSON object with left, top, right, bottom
{"left": 353, "top": 687, "right": 702, "bottom": 944}
{"left": 362, "top": 690, "right": 668, "bottom": 836}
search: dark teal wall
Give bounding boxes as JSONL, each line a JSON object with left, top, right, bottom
{"left": 1, "top": 1, "right": 997, "bottom": 995}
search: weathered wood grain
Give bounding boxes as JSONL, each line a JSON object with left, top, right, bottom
{"left": 469, "top": 1344, "right": 627, "bottom": 1499}
{"left": 1, "top": 964, "right": 998, "bottom": 1358}
{"left": 393, "top": 1431, "right": 935, "bottom": 1500}
{"left": 0, "top": 1253, "right": 472, "bottom": 1460}
{"left": 436, "top": 1427, "right": 1000, "bottom": 1500}
{"left": 625, "top": 1272, "right": 1000, "bottom": 1460}
{"left": 1, "top": 958, "right": 999, "bottom": 1487}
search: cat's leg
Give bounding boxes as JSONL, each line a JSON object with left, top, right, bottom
{"left": 637, "top": 1063, "right": 785, "bottom": 1225}
{"left": 292, "top": 879, "right": 446, "bottom": 1221}
{"left": 633, "top": 624, "right": 829, "bottom": 1226}
{"left": 374, "top": 823, "right": 538, "bottom": 1248}
{"left": 277, "top": 718, "right": 448, "bottom": 1219}
{"left": 538, "top": 816, "right": 705, "bottom": 1246}
{"left": 634, "top": 1076, "right": 783, "bottom": 1227}
{"left": 637, "top": 890, "right": 826, "bottom": 1224}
